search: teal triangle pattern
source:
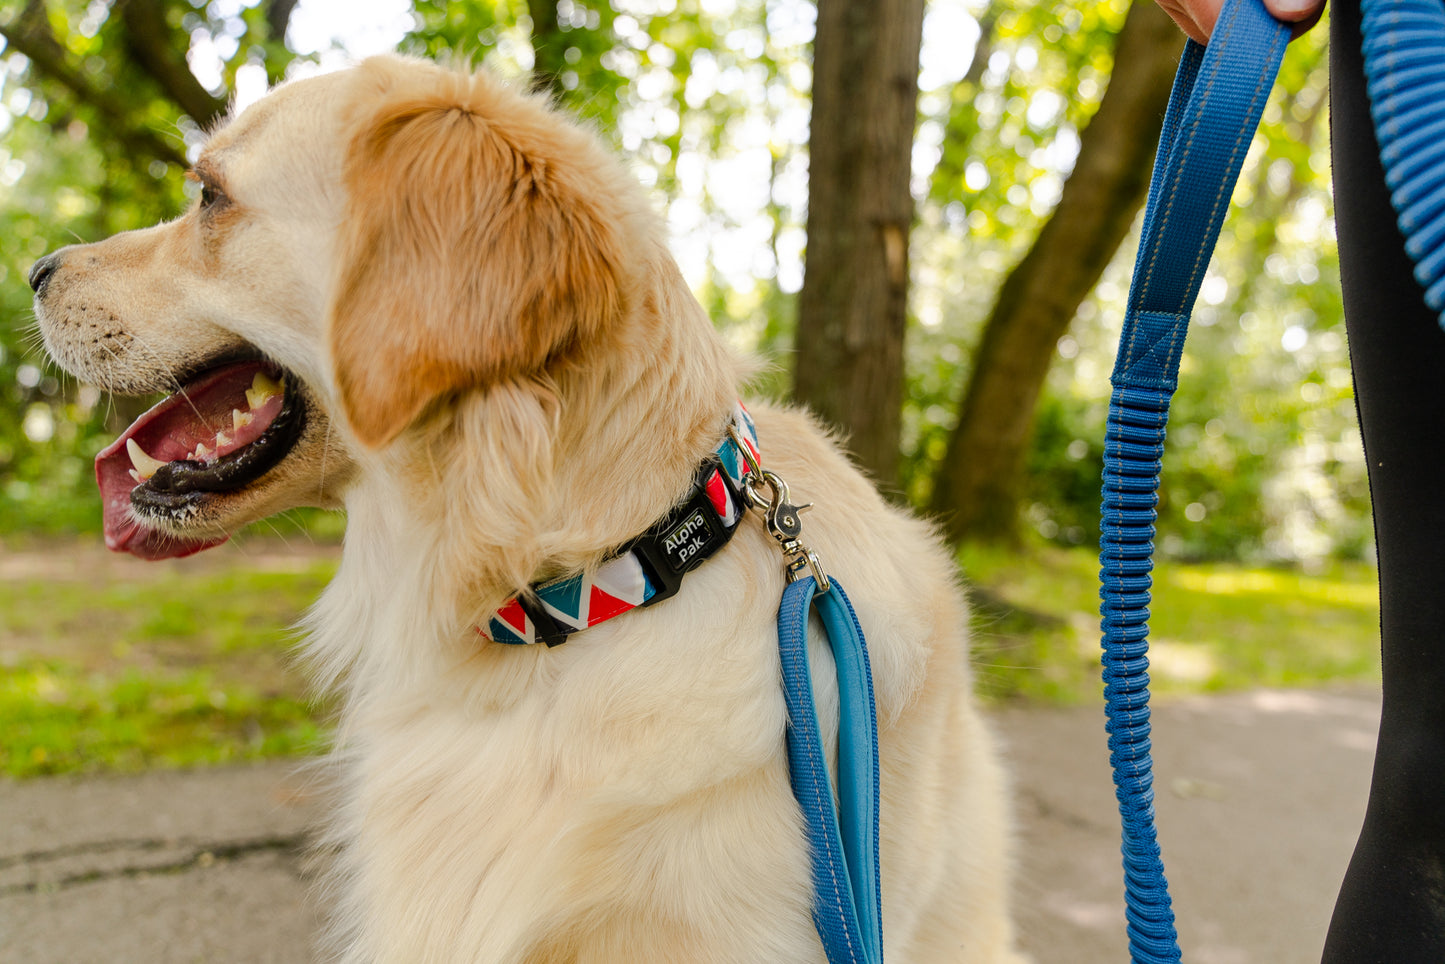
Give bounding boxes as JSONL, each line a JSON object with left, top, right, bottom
{"left": 538, "top": 575, "right": 587, "bottom": 622}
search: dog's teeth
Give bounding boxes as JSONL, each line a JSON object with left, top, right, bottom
{"left": 194, "top": 442, "right": 213, "bottom": 460}
{"left": 232, "top": 408, "right": 253, "bottom": 432}
{"left": 128, "top": 469, "right": 142, "bottom": 483}
{"left": 215, "top": 431, "right": 232, "bottom": 448}
{"left": 245, "top": 372, "right": 284, "bottom": 410}
{"left": 125, "top": 438, "right": 167, "bottom": 481}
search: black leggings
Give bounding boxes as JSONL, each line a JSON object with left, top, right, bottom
{"left": 1323, "top": 0, "right": 1445, "bottom": 959}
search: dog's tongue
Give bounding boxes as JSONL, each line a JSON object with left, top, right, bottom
{"left": 95, "top": 361, "right": 285, "bottom": 560}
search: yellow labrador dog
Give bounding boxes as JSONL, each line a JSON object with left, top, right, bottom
{"left": 31, "top": 56, "right": 1024, "bottom": 963}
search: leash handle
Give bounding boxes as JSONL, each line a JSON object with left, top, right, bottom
{"left": 778, "top": 576, "right": 883, "bottom": 964}
{"left": 1099, "top": 2, "right": 1288, "bottom": 962}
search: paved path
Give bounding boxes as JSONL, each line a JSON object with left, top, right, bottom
{"left": 0, "top": 688, "right": 1379, "bottom": 963}
{"left": 1001, "top": 687, "right": 1377, "bottom": 964}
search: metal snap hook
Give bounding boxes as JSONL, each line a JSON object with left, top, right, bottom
{"left": 728, "top": 429, "right": 829, "bottom": 592}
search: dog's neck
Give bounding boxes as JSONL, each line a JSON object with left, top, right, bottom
{"left": 305, "top": 246, "right": 742, "bottom": 701}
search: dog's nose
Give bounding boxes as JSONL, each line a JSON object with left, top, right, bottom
{"left": 28, "top": 253, "right": 62, "bottom": 296}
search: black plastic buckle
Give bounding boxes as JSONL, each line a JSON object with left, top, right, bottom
{"left": 517, "top": 593, "right": 575, "bottom": 648}
{"left": 629, "top": 455, "right": 743, "bottom": 607}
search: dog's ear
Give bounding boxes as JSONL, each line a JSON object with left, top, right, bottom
{"left": 328, "top": 71, "right": 623, "bottom": 449}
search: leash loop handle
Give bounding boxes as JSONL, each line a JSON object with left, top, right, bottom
{"left": 778, "top": 576, "right": 882, "bottom": 964}
{"left": 1099, "top": 2, "right": 1287, "bottom": 962}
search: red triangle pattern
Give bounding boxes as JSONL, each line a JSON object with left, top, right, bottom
{"left": 705, "top": 469, "right": 729, "bottom": 517}
{"left": 497, "top": 598, "right": 530, "bottom": 634}
{"left": 587, "top": 585, "right": 638, "bottom": 626}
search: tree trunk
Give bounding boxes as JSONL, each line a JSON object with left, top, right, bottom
{"left": 793, "top": 0, "right": 925, "bottom": 492}
{"left": 526, "top": 0, "right": 567, "bottom": 101}
{"left": 930, "top": 0, "right": 1185, "bottom": 544}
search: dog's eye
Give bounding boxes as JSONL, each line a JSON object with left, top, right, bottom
{"left": 200, "top": 183, "right": 224, "bottom": 209}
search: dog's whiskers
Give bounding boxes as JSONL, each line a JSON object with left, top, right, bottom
{"left": 256, "top": 514, "right": 297, "bottom": 551}
{"left": 126, "top": 331, "right": 221, "bottom": 432}
{"left": 278, "top": 509, "right": 319, "bottom": 547}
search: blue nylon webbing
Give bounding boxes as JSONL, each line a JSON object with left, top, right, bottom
{"left": 777, "top": 576, "right": 883, "bottom": 964}
{"left": 1098, "top": 1, "right": 1288, "bottom": 962}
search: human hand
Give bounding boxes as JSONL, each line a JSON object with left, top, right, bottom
{"left": 1156, "top": 0, "right": 1326, "bottom": 45}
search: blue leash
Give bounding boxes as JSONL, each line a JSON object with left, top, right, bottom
{"left": 1101, "top": 0, "right": 1445, "bottom": 958}
{"left": 1361, "top": 0, "right": 1445, "bottom": 329}
{"left": 735, "top": 447, "right": 883, "bottom": 964}
{"left": 1098, "top": 0, "right": 1287, "bottom": 961}
{"left": 778, "top": 576, "right": 883, "bottom": 964}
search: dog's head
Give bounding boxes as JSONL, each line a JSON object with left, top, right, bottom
{"left": 30, "top": 56, "right": 654, "bottom": 561}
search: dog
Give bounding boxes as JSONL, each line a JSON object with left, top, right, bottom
{"left": 30, "top": 55, "right": 1025, "bottom": 963}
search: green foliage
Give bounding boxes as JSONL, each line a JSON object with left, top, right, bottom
{"left": 910, "top": 18, "right": 1353, "bottom": 562}
{"left": 929, "top": 0, "right": 1128, "bottom": 245}
{"left": 1, "top": 659, "right": 324, "bottom": 777}
{"left": 1, "top": 0, "right": 305, "bottom": 536}
{"left": 406, "top": 0, "right": 621, "bottom": 115}
{"left": 962, "top": 541, "right": 1381, "bottom": 705}
{"left": 0, "top": 544, "right": 335, "bottom": 777}
{"left": 904, "top": 0, "right": 1137, "bottom": 512}
{"left": 2, "top": 1, "right": 1363, "bottom": 567}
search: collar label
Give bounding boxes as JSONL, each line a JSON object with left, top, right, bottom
{"left": 662, "top": 508, "right": 716, "bottom": 572}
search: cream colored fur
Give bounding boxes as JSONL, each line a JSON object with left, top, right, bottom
{"left": 32, "top": 55, "right": 1025, "bottom": 963}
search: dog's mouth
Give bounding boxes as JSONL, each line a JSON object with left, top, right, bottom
{"left": 95, "top": 359, "right": 307, "bottom": 560}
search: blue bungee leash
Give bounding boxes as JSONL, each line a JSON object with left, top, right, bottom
{"left": 1098, "top": 0, "right": 1288, "bottom": 961}
{"left": 1101, "top": 0, "right": 1445, "bottom": 960}
{"left": 1361, "top": 0, "right": 1445, "bottom": 330}
{"left": 729, "top": 427, "right": 885, "bottom": 964}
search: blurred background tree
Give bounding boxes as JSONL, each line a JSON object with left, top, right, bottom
{"left": 0, "top": 0, "right": 1359, "bottom": 566}
{"left": 792, "top": 0, "right": 922, "bottom": 493}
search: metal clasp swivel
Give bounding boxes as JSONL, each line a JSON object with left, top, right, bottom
{"left": 727, "top": 427, "right": 832, "bottom": 592}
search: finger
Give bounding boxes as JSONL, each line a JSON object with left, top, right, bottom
{"left": 1155, "top": 0, "right": 1213, "bottom": 44}
{"left": 1265, "top": 0, "right": 1327, "bottom": 24}
{"left": 1275, "top": 1, "right": 1327, "bottom": 39}
{"left": 1265, "top": 0, "right": 1327, "bottom": 38}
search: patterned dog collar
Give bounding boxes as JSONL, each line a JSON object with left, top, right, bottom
{"left": 482, "top": 404, "right": 760, "bottom": 646}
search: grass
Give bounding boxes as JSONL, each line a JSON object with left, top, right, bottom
{"left": 0, "top": 538, "right": 337, "bottom": 778}
{"left": 0, "top": 536, "right": 1383, "bottom": 778}
{"left": 961, "top": 542, "right": 1382, "bottom": 705}
{"left": 2, "top": 661, "right": 325, "bottom": 776}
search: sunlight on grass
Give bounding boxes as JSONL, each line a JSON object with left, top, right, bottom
{"left": 960, "top": 543, "right": 1381, "bottom": 705}
{"left": 0, "top": 538, "right": 1386, "bottom": 778}
{"left": 1, "top": 660, "right": 326, "bottom": 778}
{"left": 1169, "top": 567, "right": 1378, "bottom": 607}
{"left": 0, "top": 542, "right": 338, "bottom": 778}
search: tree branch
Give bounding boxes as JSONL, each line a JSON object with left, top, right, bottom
{"left": 963, "top": 8, "right": 996, "bottom": 88}
{"left": 930, "top": 1, "right": 1186, "bottom": 543}
{"left": 266, "top": 0, "right": 299, "bottom": 45}
{"left": 116, "top": 0, "right": 228, "bottom": 128}
{"left": 0, "top": 8, "right": 189, "bottom": 168}
{"left": 526, "top": 0, "right": 565, "bottom": 100}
